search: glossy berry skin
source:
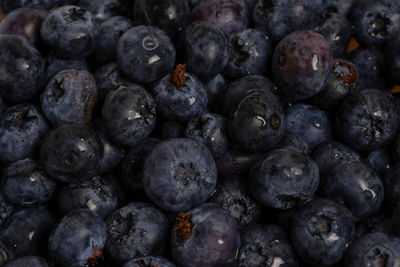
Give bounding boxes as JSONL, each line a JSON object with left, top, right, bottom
{"left": 48, "top": 209, "right": 106, "bottom": 267}
{"left": 191, "top": 0, "right": 249, "bottom": 36}
{"left": 238, "top": 224, "right": 298, "bottom": 267}
{"left": 143, "top": 138, "right": 217, "bottom": 212}
{"left": 0, "top": 0, "right": 54, "bottom": 13}
{"left": 0, "top": 104, "right": 50, "bottom": 165}
{"left": 229, "top": 91, "right": 285, "bottom": 152}
{"left": 321, "top": 160, "right": 384, "bottom": 221}
{"left": 224, "top": 29, "right": 272, "bottom": 79}
{"left": 44, "top": 54, "right": 88, "bottom": 84}
{"left": 105, "top": 202, "right": 169, "bottom": 263}
{"left": 185, "top": 112, "right": 230, "bottom": 158}
{"left": 152, "top": 70, "right": 207, "bottom": 122}
{"left": 312, "top": 59, "right": 358, "bottom": 110}
{"left": 102, "top": 85, "right": 156, "bottom": 147}
{"left": 285, "top": 103, "right": 332, "bottom": 149}
{"left": 58, "top": 176, "right": 118, "bottom": 219}
{"left": 272, "top": 30, "right": 333, "bottom": 101}
{"left": 40, "top": 5, "right": 98, "bottom": 59}
{"left": 0, "top": 8, "right": 47, "bottom": 47}
{"left": 123, "top": 256, "right": 176, "bottom": 267}
{"left": 0, "top": 35, "right": 45, "bottom": 103}
{"left": 311, "top": 140, "right": 360, "bottom": 177}
{"left": 41, "top": 69, "right": 98, "bottom": 125}
{"left": 40, "top": 124, "right": 102, "bottom": 183}
{"left": 2, "top": 159, "right": 56, "bottom": 207}
{"left": 337, "top": 89, "right": 399, "bottom": 152}
{"left": 353, "top": 2, "right": 399, "bottom": 48}
{"left": 117, "top": 25, "right": 176, "bottom": 84}
{"left": 134, "top": 0, "right": 190, "bottom": 38}
{"left": 291, "top": 198, "right": 355, "bottom": 266}
{"left": 344, "top": 232, "right": 400, "bottom": 267}
{"left": 171, "top": 203, "right": 241, "bottom": 267}
{"left": 383, "top": 163, "right": 400, "bottom": 205}
{"left": 4, "top": 256, "right": 49, "bottom": 267}
{"left": 209, "top": 176, "right": 262, "bottom": 228}
{"left": 216, "top": 149, "right": 263, "bottom": 178}
{"left": 0, "top": 206, "right": 56, "bottom": 257}
{"left": 183, "top": 22, "right": 228, "bottom": 81}
{"left": 249, "top": 148, "right": 319, "bottom": 209}
{"left": 91, "top": 16, "right": 133, "bottom": 65}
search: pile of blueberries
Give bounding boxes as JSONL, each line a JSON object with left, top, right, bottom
{"left": 2, "top": 0, "right": 400, "bottom": 266}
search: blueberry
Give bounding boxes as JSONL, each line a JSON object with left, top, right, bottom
{"left": 344, "top": 232, "right": 400, "bottom": 267}
{"left": 291, "top": 198, "right": 355, "bottom": 266}
{"left": 44, "top": 54, "right": 88, "bottom": 84}
{"left": 122, "top": 256, "right": 176, "bottom": 267}
{"left": 285, "top": 103, "right": 332, "bottom": 149}
{"left": 182, "top": 21, "right": 229, "bottom": 81}
{"left": 209, "top": 176, "right": 262, "bottom": 228}
{"left": 0, "top": 104, "right": 50, "bottom": 165}
{"left": 105, "top": 202, "right": 169, "bottom": 263}
{"left": 117, "top": 25, "right": 176, "bottom": 84}
{"left": 0, "top": 35, "right": 45, "bottom": 103}
{"left": 171, "top": 203, "right": 241, "bottom": 267}
{"left": 336, "top": 89, "right": 399, "bottom": 152}
{"left": 151, "top": 64, "right": 208, "bottom": 122}
{"left": 2, "top": 158, "right": 56, "bottom": 207}
{"left": 229, "top": 91, "right": 285, "bottom": 152}
{"left": 224, "top": 29, "right": 272, "bottom": 79}
{"left": 40, "top": 5, "right": 98, "bottom": 59}
{"left": 77, "top": 0, "right": 128, "bottom": 22}
{"left": 41, "top": 69, "right": 98, "bottom": 125}
{"left": 249, "top": 148, "right": 319, "bottom": 209}
{"left": 0, "top": 206, "right": 56, "bottom": 257}
{"left": 102, "top": 85, "right": 156, "bottom": 147}
{"left": 4, "top": 256, "right": 49, "bottom": 267}
{"left": 216, "top": 149, "right": 263, "bottom": 178}
{"left": 238, "top": 224, "right": 298, "bottom": 267}
{"left": 272, "top": 30, "right": 333, "bottom": 101}
{"left": 40, "top": 124, "right": 102, "bottom": 183}
{"left": 185, "top": 112, "right": 230, "bottom": 158}
{"left": 48, "top": 209, "right": 106, "bottom": 266}
{"left": 142, "top": 138, "right": 217, "bottom": 212}
{"left": 57, "top": 176, "right": 118, "bottom": 219}
{"left": 1, "top": 0, "right": 55, "bottom": 13}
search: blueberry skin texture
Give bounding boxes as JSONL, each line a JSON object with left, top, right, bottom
{"left": 91, "top": 16, "right": 133, "bottom": 65}
{"left": 143, "top": 138, "right": 217, "bottom": 212}
{"left": 0, "top": 194, "right": 13, "bottom": 228}
{"left": 209, "top": 176, "right": 262, "bottom": 228}
{"left": 117, "top": 25, "right": 176, "bottom": 84}
{"left": 185, "top": 112, "right": 230, "bottom": 158}
{"left": 41, "top": 69, "right": 98, "bottom": 125}
{"left": 191, "top": 0, "right": 249, "bottom": 37}
{"left": 102, "top": 85, "right": 156, "bottom": 147}
{"left": 183, "top": 21, "right": 229, "bottom": 81}
{"left": 311, "top": 140, "right": 360, "bottom": 178}
{"left": 57, "top": 176, "right": 118, "bottom": 219}
{"left": 0, "top": 8, "right": 47, "bottom": 47}
{"left": 40, "top": 124, "right": 102, "bottom": 183}
{"left": 249, "top": 148, "right": 319, "bottom": 209}
{"left": 0, "top": 0, "right": 55, "bottom": 13}
{"left": 238, "top": 224, "right": 298, "bottom": 267}
{"left": 321, "top": 160, "right": 384, "bottom": 220}
{"left": 48, "top": 209, "right": 106, "bottom": 267}
{"left": 224, "top": 29, "right": 272, "bottom": 79}
{"left": 216, "top": 149, "right": 263, "bottom": 178}
{"left": 4, "top": 256, "right": 49, "bottom": 267}
{"left": 40, "top": 5, "right": 98, "bottom": 59}
{"left": 273, "top": 30, "right": 333, "bottom": 101}
{"left": 229, "top": 91, "right": 285, "bottom": 152}
{"left": 152, "top": 71, "right": 207, "bottom": 122}
{"left": 0, "top": 206, "right": 56, "bottom": 257}
{"left": 0, "top": 104, "right": 50, "bottom": 165}
{"left": 171, "top": 203, "right": 241, "bottom": 267}
{"left": 291, "top": 198, "right": 355, "bottom": 266}
{"left": 123, "top": 256, "right": 176, "bottom": 267}
{"left": 313, "top": 13, "right": 352, "bottom": 57}
{"left": 134, "top": 0, "right": 190, "bottom": 38}
{"left": 383, "top": 163, "right": 400, "bottom": 205}
{"left": 337, "top": 89, "right": 399, "bottom": 152}
{"left": 344, "top": 232, "right": 400, "bottom": 267}
{"left": 44, "top": 54, "right": 88, "bottom": 84}
{"left": 0, "top": 35, "right": 45, "bottom": 103}
{"left": 105, "top": 202, "right": 169, "bottom": 263}
{"left": 2, "top": 158, "right": 56, "bottom": 207}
